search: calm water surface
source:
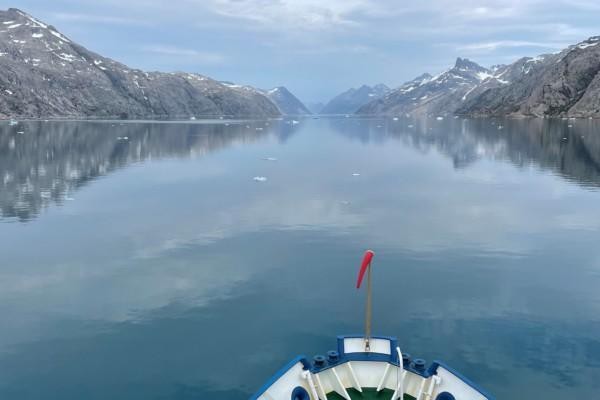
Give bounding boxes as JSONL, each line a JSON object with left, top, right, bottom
{"left": 1, "top": 117, "right": 600, "bottom": 399}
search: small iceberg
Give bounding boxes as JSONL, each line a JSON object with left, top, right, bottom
{"left": 393, "top": 117, "right": 399, "bottom": 121}
{"left": 189, "top": 116, "right": 196, "bottom": 121}
{"left": 9, "top": 119, "right": 18, "bottom": 126}
{"left": 291, "top": 120, "right": 300, "bottom": 125}
{"left": 352, "top": 173, "right": 361, "bottom": 177}
{"left": 436, "top": 116, "right": 444, "bottom": 120}
{"left": 253, "top": 176, "right": 267, "bottom": 182}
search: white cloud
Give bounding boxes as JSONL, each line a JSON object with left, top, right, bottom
{"left": 458, "top": 40, "right": 567, "bottom": 52}
{"left": 142, "top": 45, "right": 225, "bottom": 64}
{"left": 198, "top": 0, "right": 370, "bottom": 31}
{"left": 51, "top": 12, "right": 149, "bottom": 26}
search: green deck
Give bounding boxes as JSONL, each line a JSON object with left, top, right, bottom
{"left": 326, "top": 388, "right": 416, "bottom": 400}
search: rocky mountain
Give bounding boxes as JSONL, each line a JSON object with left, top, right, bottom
{"left": 356, "top": 59, "right": 509, "bottom": 116}
{"left": 321, "top": 84, "right": 390, "bottom": 114}
{"left": 458, "top": 37, "right": 600, "bottom": 118}
{"left": 359, "top": 36, "right": 600, "bottom": 118}
{"left": 305, "top": 101, "right": 325, "bottom": 114}
{"left": 0, "top": 8, "right": 280, "bottom": 119}
{"left": 264, "top": 86, "right": 311, "bottom": 115}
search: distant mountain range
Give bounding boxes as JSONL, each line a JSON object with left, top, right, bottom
{"left": 2, "top": 8, "right": 600, "bottom": 120}
{"left": 264, "top": 86, "right": 311, "bottom": 115}
{"left": 321, "top": 84, "right": 390, "bottom": 114}
{"left": 358, "top": 37, "right": 600, "bottom": 118}
{"left": 305, "top": 101, "right": 325, "bottom": 114}
{"left": 0, "top": 8, "right": 280, "bottom": 119}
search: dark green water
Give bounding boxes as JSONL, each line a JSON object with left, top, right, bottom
{"left": 1, "top": 117, "right": 599, "bottom": 399}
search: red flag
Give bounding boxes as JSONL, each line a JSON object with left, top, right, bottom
{"left": 356, "top": 250, "right": 374, "bottom": 288}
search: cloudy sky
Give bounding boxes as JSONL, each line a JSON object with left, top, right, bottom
{"left": 13, "top": 0, "right": 600, "bottom": 103}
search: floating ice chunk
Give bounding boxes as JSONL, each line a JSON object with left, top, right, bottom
{"left": 253, "top": 176, "right": 267, "bottom": 182}
{"left": 340, "top": 200, "right": 351, "bottom": 205}
{"left": 407, "top": 124, "right": 414, "bottom": 128}
{"left": 436, "top": 116, "right": 444, "bottom": 120}
{"left": 5, "top": 89, "right": 13, "bottom": 95}
{"left": 262, "top": 157, "right": 277, "bottom": 161}
{"left": 352, "top": 173, "right": 361, "bottom": 177}
{"left": 393, "top": 117, "right": 399, "bottom": 121}
{"left": 291, "top": 120, "right": 300, "bottom": 125}
{"left": 189, "top": 116, "right": 196, "bottom": 120}
{"left": 256, "top": 127, "right": 263, "bottom": 131}
{"left": 17, "top": 131, "right": 24, "bottom": 134}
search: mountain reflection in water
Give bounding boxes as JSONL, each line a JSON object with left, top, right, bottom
{"left": 2, "top": 117, "right": 598, "bottom": 223}
{"left": 0, "top": 117, "right": 599, "bottom": 400}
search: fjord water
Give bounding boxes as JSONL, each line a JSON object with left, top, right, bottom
{"left": 1, "top": 117, "right": 600, "bottom": 400}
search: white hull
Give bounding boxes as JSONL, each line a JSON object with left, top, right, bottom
{"left": 251, "top": 335, "right": 493, "bottom": 400}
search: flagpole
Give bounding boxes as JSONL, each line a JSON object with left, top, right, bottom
{"left": 365, "top": 263, "right": 372, "bottom": 351}
{"left": 356, "top": 250, "right": 375, "bottom": 352}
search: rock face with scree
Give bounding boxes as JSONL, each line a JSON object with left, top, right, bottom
{"left": 0, "top": 8, "right": 281, "bottom": 119}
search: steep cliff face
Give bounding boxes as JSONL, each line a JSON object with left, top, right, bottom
{"left": 359, "top": 37, "right": 600, "bottom": 118}
{"left": 0, "top": 8, "right": 280, "bottom": 119}
{"left": 458, "top": 38, "right": 600, "bottom": 118}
